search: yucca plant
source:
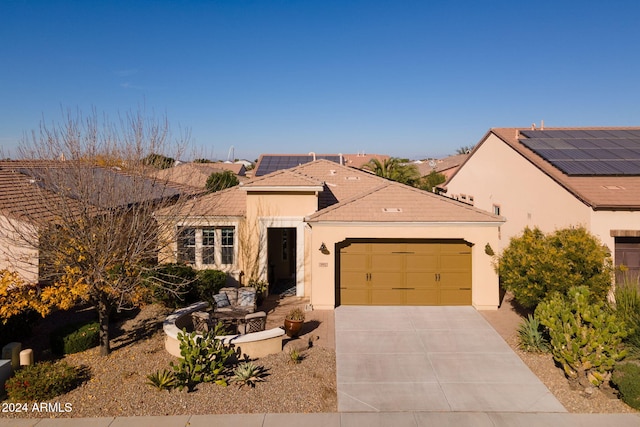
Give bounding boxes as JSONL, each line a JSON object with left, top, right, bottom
{"left": 232, "top": 362, "right": 267, "bottom": 388}
{"left": 517, "top": 314, "right": 549, "bottom": 353}
{"left": 146, "top": 369, "right": 176, "bottom": 391}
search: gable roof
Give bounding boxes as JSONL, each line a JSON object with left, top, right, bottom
{"left": 241, "top": 169, "right": 324, "bottom": 191}
{"left": 463, "top": 127, "right": 640, "bottom": 210}
{"left": 306, "top": 181, "right": 503, "bottom": 223}
{"left": 153, "top": 162, "right": 247, "bottom": 188}
{"left": 158, "top": 185, "right": 246, "bottom": 218}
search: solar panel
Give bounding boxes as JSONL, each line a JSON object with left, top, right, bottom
{"left": 254, "top": 155, "right": 343, "bottom": 176}
{"left": 519, "top": 129, "right": 640, "bottom": 175}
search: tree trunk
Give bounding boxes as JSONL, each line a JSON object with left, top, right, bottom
{"left": 97, "top": 298, "right": 111, "bottom": 356}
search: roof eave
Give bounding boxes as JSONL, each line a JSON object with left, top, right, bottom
{"left": 241, "top": 185, "right": 324, "bottom": 192}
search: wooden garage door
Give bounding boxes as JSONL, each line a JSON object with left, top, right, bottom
{"left": 339, "top": 241, "right": 472, "bottom": 306}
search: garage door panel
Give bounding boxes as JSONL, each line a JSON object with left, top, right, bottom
{"left": 340, "top": 288, "right": 370, "bottom": 305}
{"left": 406, "top": 288, "right": 439, "bottom": 305}
{"left": 370, "top": 271, "right": 403, "bottom": 288}
{"left": 371, "top": 289, "right": 404, "bottom": 305}
{"left": 405, "top": 254, "right": 438, "bottom": 271}
{"left": 406, "top": 272, "right": 437, "bottom": 287}
{"left": 370, "top": 254, "right": 404, "bottom": 271}
{"left": 440, "top": 254, "right": 472, "bottom": 271}
{"left": 341, "top": 253, "right": 369, "bottom": 270}
{"left": 440, "top": 288, "right": 472, "bottom": 305}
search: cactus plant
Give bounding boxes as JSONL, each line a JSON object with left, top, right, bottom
{"left": 169, "top": 324, "right": 234, "bottom": 391}
{"left": 535, "top": 286, "right": 628, "bottom": 389}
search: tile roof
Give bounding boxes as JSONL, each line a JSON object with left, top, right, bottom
{"left": 171, "top": 158, "right": 503, "bottom": 224}
{"left": 0, "top": 161, "right": 202, "bottom": 224}
{"left": 158, "top": 186, "right": 246, "bottom": 218}
{"left": 153, "top": 162, "right": 247, "bottom": 188}
{"left": 306, "top": 181, "right": 503, "bottom": 223}
{"left": 413, "top": 154, "right": 469, "bottom": 177}
{"left": 477, "top": 127, "right": 640, "bottom": 209}
{"left": 241, "top": 169, "right": 324, "bottom": 190}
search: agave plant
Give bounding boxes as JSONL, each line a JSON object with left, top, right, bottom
{"left": 232, "top": 362, "right": 267, "bottom": 388}
{"left": 146, "top": 369, "right": 176, "bottom": 391}
{"left": 517, "top": 314, "right": 550, "bottom": 353}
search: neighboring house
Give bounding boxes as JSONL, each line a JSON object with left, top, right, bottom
{"left": 0, "top": 160, "right": 200, "bottom": 283}
{"left": 413, "top": 153, "right": 469, "bottom": 180}
{"left": 156, "top": 159, "right": 504, "bottom": 310}
{"left": 153, "top": 162, "right": 247, "bottom": 188}
{"left": 253, "top": 153, "right": 389, "bottom": 177}
{"left": 444, "top": 127, "right": 640, "bottom": 277}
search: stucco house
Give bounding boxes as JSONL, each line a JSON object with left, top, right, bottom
{"left": 444, "top": 127, "right": 640, "bottom": 278}
{"left": 157, "top": 159, "right": 504, "bottom": 310}
{"left": 0, "top": 160, "right": 199, "bottom": 283}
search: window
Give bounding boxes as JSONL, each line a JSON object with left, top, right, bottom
{"left": 176, "top": 225, "right": 236, "bottom": 267}
{"left": 221, "top": 228, "right": 235, "bottom": 265}
{"left": 177, "top": 227, "right": 196, "bottom": 264}
{"left": 493, "top": 204, "right": 501, "bottom": 216}
{"left": 202, "top": 228, "right": 215, "bottom": 265}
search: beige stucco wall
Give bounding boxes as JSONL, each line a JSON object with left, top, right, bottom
{"left": 307, "top": 222, "right": 502, "bottom": 310}
{"left": 0, "top": 215, "right": 39, "bottom": 283}
{"left": 446, "top": 133, "right": 591, "bottom": 251}
{"left": 245, "top": 191, "right": 318, "bottom": 220}
{"left": 590, "top": 210, "right": 640, "bottom": 257}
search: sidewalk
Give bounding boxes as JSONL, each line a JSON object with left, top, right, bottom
{"left": 2, "top": 412, "right": 639, "bottom": 426}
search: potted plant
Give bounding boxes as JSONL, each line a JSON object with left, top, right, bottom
{"left": 283, "top": 307, "right": 305, "bottom": 338}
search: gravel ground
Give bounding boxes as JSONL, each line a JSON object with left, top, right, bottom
{"left": 3, "top": 304, "right": 336, "bottom": 419}
{"left": 481, "top": 293, "right": 637, "bottom": 414}
{"left": 3, "top": 294, "right": 638, "bottom": 419}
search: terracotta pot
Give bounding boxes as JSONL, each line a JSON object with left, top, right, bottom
{"left": 283, "top": 318, "right": 304, "bottom": 337}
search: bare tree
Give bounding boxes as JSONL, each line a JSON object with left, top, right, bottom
{"left": 0, "top": 108, "right": 200, "bottom": 355}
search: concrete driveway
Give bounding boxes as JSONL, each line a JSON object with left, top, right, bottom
{"left": 335, "top": 306, "right": 567, "bottom": 413}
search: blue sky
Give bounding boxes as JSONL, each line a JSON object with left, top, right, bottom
{"left": 2, "top": 1, "right": 640, "bottom": 161}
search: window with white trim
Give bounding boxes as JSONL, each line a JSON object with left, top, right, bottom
{"left": 202, "top": 228, "right": 215, "bottom": 265}
{"left": 176, "top": 226, "right": 236, "bottom": 267}
{"left": 221, "top": 228, "right": 235, "bottom": 265}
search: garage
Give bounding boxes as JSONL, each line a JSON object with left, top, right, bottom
{"left": 338, "top": 239, "right": 472, "bottom": 306}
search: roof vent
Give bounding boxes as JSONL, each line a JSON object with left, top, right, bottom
{"left": 329, "top": 169, "right": 336, "bottom": 175}
{"left": 602, "top": 185, "right": 625, "bottom": 190}
{"left": 382, "top": 208, "right": 402, "bottom": 213}
{"left": 345, "top": 176, "right": 360, "bottom": 181}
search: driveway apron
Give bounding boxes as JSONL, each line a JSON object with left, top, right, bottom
{"left": 335, "top": 306, "right": 567, "bottom": 413}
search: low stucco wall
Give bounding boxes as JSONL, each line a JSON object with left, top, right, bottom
{"left": 163, "top": 302, "right": 285, "bottom": 359}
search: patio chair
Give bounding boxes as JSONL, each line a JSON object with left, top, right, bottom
{"left": 237, "top": 311, "right": 267, "bottom": 335}
{"left": 191, "top": 311, "right": 213, "bottom": 333}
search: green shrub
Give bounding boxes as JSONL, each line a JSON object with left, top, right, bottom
{"left": 498, "top": 226, "right": 612, "bottom": 309}
{"left": 517, "top": 314, "right": 549, "bottom": 353}
{"left": 535, "top": 286, "right": 628, "bottom": 388}
{"left": 146, "top": 263, "right": 199, "bottom": 308}
{"left": 169, "top": 323, "right": 234, "bottom": 392}
{"left": 5, "top": 361, "right": 88, "bottom": 401}
{"left": 50, "top": 321, "right": 100, "bottom": 356}
{"left": 612, "top": 361, "right": 640, "bottom": 410}
{"left": 196, "top": 269, "right": 227, "bottom": 305}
